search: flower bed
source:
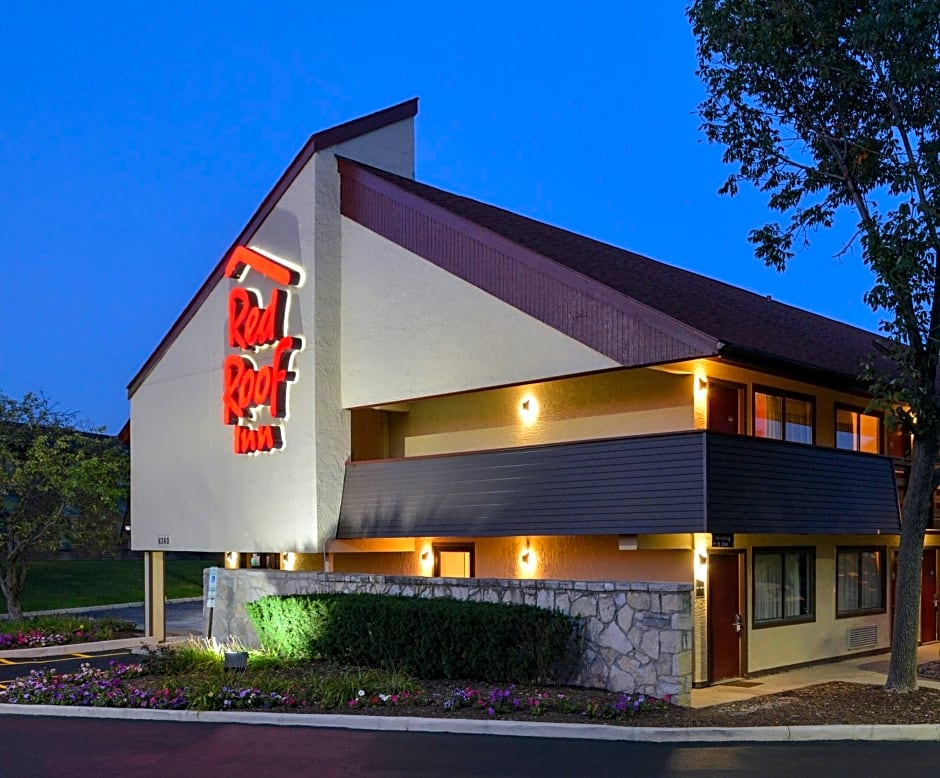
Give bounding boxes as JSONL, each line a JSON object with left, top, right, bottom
{"left": 0, "top": 659, "right": 672, "bottom": 723}
{"left": 0, "top": 616, "right": 139, "bottom": 650}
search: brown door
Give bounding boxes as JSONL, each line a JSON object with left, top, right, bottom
{"left": 708, "top": 552, "right": 745, "bottom": 682}
{"left": 921, "top": 550, "right": 938, "bottom": 643}
{"left": 708, "top": 383, "right": 742, "bottom": 435}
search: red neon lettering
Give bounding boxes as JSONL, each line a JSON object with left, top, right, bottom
{"left": 225, "top": 245, "right": 298, "bottom": 286}
{"left": 221, "top": 339, "right": 299, "bottom": 425}
{"left": 228, "top": 287, "right": 287, "bottom": 350}
{"left": 222, "top": 245, "right": 303, "bottom": 455}
{"left": 233, "top": 424, "right": 282, "bottom": 454}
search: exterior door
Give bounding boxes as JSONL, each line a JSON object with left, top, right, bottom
{"left": 707, "top": 382, "right": 743, "bottom": 435}
{"left": 708, "top": 551, "right": 745, "bottom": 682}
{"left": 921, "top": 549, "right": 938, "bottom": 643}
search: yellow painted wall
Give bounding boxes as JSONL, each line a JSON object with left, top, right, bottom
{"left": 387, "top": 368, "right": 694, "bottom": 457}
{"left": 716, "top": 533, "right": 927, "bottom": 674}
{"left": 374, "top": 357, "right": 886, "bottom": 460}
{"left": 333, "top": 535, "right": 693, "bottom": 583}
{"left": 679, "top": 358, "right": 888, "bottom": 449}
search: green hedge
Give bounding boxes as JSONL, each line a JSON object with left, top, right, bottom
{"left": 245, "top": 593, "right": 580, "bottom": 683}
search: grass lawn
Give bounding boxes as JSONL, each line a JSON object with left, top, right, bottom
{"left": 0, "top": 558, "right": 210, "bottom": 614}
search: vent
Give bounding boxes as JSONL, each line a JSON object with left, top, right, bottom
{"left": 847, "top": 625, "right": 877, "bottom": 650}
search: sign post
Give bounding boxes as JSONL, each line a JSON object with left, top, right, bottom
{"left": 205, "top": 566, "right": 219, "bottom": 640}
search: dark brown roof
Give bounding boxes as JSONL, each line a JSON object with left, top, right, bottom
{"left": 126, "top": 98, "right": 419, "bottom": 399}
{"left": 351, "top": 162, "right": 891, "bottom": 388}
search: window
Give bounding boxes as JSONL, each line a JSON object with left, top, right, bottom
{"left": 836, "top": 547, "right": 886, "bottom": 616}
{"left": 835, "top": 406, "right": 881, "bottom": 453}
{"left": 433, "top": 544, "right": 475, "bottom": 578}
{"left": 753, "top": 548, "right": 815, "bottom": 626}
{"left": 754, "top": 388, "right": 814, "bottom": 444}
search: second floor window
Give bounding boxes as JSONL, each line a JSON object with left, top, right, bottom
{"left": 835, "top": 406, "right": 881, "bottom": 454}
{"left": 754, "top": 388, "right": 814, "bottom": 444}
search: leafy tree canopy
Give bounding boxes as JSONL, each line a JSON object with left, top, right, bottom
{"left": 688, "top": 0, "right": 940, "bottom": 692}
{"left": 0, "top": 391, "right": 128, "bottom": 618}
{"left": 691, "top": 0, "right": 940, "bottom": 428}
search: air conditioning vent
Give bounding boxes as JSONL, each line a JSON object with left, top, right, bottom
{"left": 847, "top": 625, "right": 877, "bottom": 650}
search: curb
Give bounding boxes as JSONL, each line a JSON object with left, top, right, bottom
{"left": 0, "top": 599, "right": 203, "bottom": 658}
{"left": 0, "top": 636, "right": 160, "bottom": 659}
{"left": 0, "top": 704, "right": 938, "bottom": 742}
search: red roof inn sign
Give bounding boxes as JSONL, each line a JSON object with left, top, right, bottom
{"left": 222, "top": 246, "right": 304, "bottom": 455}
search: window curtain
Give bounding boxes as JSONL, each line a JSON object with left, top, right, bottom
{"left": 754, "top": 553, "right": 783, "bottom": 621}
{"left": 783, "top": 552, "right": 806, "bottom": 617}
{"left": 859, "top": 551, "right": 883, "bottom": 609}
{"left": 837, "top": 551, "right": 859, "bottom": 612}
{"left": 755, "top": 393, "right": 783, "bottom": 440}
{"left": 784, "top": 399, "right": 813, "bottom": 444}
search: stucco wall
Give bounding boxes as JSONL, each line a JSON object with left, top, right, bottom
{"left": 674, "top": 358, "right": 892, "bottom": 449}
{"left": 340, "top": 219, "right": 619, "bottom": 409}
{"left": 736, "top": 534, "right": 895, "bottom": 673}
{"left": 206, "top": 569, "right": 694, "bottom": 705}
{"left": 381, "top": 368, "right": 693, "bottom": 457}
{"left": 130, "top": 117, "right": 415, "bottom": 554}
{"left": 330, "top": 535, "right": 693, "bottom": 583}
{"left": 130, "top": 159, "right": 321, "bottom": 554}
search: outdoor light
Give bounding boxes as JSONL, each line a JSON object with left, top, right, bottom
{"left": 421, "top": 550, "right": 429, "bottom": 561}
{"left": 693, "top": 547, "right": 708, "bottom": 592}
{"left": 521, "top": 539, "right": 535, "bottom": 568}
{"left": 697, "top": 376, "right": 708, "bottom": 392}
{"left": 519, "top": 394, "right": 539, "bottom": 426}
{"left": 223, "top": 651, "right": 249, "bottom": 672}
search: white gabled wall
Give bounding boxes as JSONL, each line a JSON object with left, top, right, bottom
{"left": 131, "top": 116, "right": 415, "bottom": 554}
{"left": 340, "top": 220, "right": 620, "bottom": 409}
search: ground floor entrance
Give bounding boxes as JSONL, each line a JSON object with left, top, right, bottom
{"left": 707, "top": 551, "right": 745, "bottom": 682}
{"left": 921, "top": 549, "right": 938, "bottom": 643}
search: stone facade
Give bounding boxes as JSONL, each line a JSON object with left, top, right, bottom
{"left": 206, "top": 570, "right": 694, "bottom": 705}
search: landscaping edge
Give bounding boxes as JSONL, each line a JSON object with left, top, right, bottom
{"left": 1, "top": 704, "right": 939, "bottom": 743}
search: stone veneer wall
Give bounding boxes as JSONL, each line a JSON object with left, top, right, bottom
{"left": 206, "top": 570, "right": 694, "bottom": 706}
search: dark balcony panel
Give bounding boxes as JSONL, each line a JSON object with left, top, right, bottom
{"left": 705, "top": 434, "right": 901, "bottom": 535}
{"left": 337, "top": 433, "right": 708, "bottom": 539}
{"left": 337, "top": 431, "right": 902, "bottom": 540}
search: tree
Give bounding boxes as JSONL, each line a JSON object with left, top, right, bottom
{"left": 687, "top": 0, "right": 940, "bottom": 692}
{"left": 0, "top": 392, "right": 128, "bottom": 619}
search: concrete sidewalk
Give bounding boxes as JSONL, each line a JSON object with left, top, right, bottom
{"left": 692, "top": 643, "right": 940, "bottom": 707}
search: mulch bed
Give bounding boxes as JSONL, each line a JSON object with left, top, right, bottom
{"left": 283, "top": 665, "right": 940, "bottom": 728}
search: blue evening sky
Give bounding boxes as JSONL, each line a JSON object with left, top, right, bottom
{"left": 1, "top": 3, "right": 883, "bottom": 433}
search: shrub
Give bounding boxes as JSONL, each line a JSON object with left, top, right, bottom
{"left": 246, "top": 593, "right": 579, "bottom": 684}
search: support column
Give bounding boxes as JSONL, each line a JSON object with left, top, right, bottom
{"left": 144, "top": 550, "right": 166, "bottom": 642}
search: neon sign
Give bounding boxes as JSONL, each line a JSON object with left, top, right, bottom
{"left": 222, "top": 246, "right": 304, "bottom": 455}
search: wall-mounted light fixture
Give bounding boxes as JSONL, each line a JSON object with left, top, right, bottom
{"left": 520, "top": 539, "right": 536, "bottom": 572}
{"left": 693, "top": 541, "right": 708, "bottom": 598}
{"left": 696, "top": 375, "right": 708, "bottom": 392}
{"left": 281, "top": 551, "right": 296, "bottom": 570}
{"left": 225, "top": 551, "right": 240, "bottom": 569}
{"left": 519, "top": 393, "right": 539, "bottom": 426}
{"left": 421, "top": 550, "right": 430, "bottom": 561}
